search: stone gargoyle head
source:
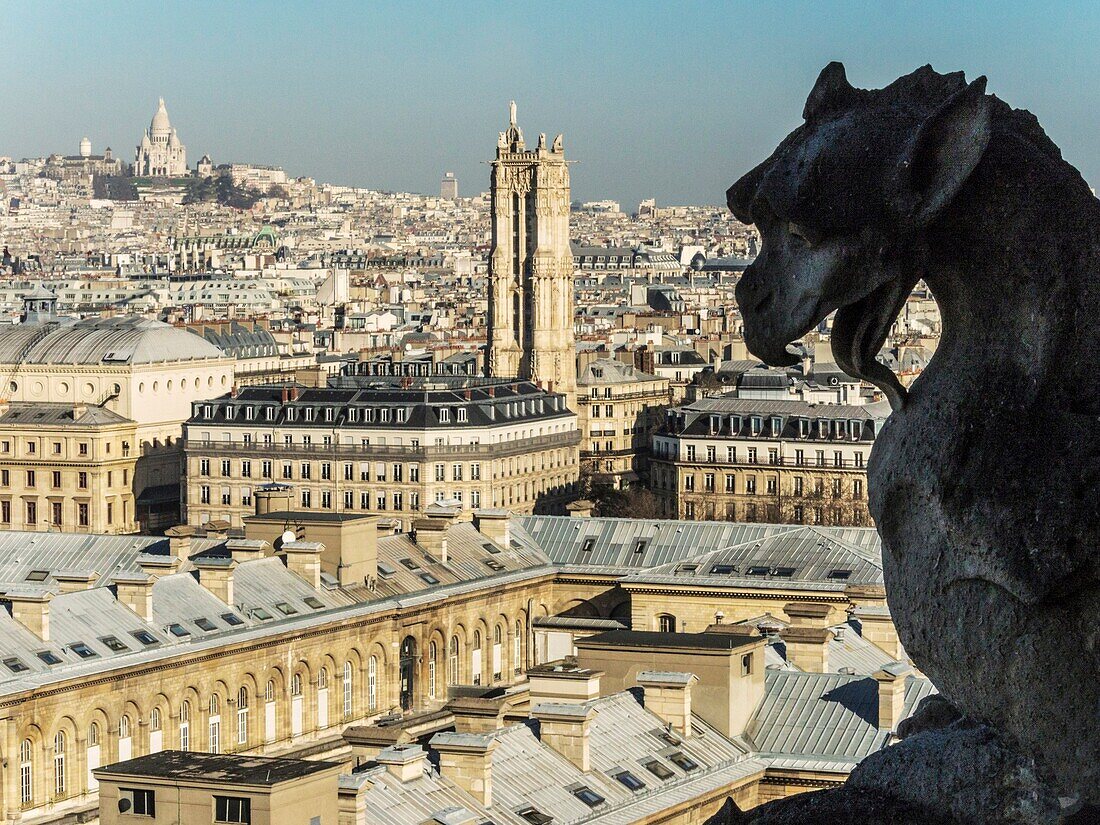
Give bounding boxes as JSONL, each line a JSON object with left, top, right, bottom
{"left": 728, "top": 62, "right": 994, "bottom": 409}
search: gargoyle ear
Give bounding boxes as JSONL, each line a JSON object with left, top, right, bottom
{"left": 803, "top": 62, "right": 855, "bottom": 121}
{"left": 899, "top": 77, "right": 993, "bottom": 226}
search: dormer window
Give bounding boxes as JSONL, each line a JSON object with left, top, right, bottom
{"left": 225, "top": 407, "right": 235, "bottom": 420}
{"left": 770, "top": 416, "right": 783, "bottom": 435}
{"left": 750, "top": 416, "right": 762, "bottom": 436}
{"left": 380, "top": 408, "right": 391, "bottom": 423}
{"left": 818, "top": 419, "right": 829, "bottom": 438}
{"left": 244, "top": 407, "right": 255, "bottom": 421}
{"left": 798, "top": 417, "right": 809, "bottom": 438}
{"left": 286, "top": 408, "right": 297, "bottom": 422}
{"left": 396, "top": 408, "right": 408, "bottom": 423}
{"left": 265, "top": 407, "right": 275, "bottom": 421}
{"left": 203, "top": 405, "right": 215, "bottom": 419}
{"left": 325, "top": 407, "right": 335, "bottom": 422}
{"left": 457, "top": 407, "right": 467, "bottom": 423}
{"left": 849, "top": 419, "right": 863, "bottom": 439}
{"left": 304, "top": 408, "right": 315, "bottom": 422}
{"left": 348, "top": 408, "right": 358, "bottom": 422}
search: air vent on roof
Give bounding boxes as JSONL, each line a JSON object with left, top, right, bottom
{"left": 828, "top": 568, "right": 852, "bottom": 580}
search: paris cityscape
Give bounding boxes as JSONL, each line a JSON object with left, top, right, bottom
{"left": 0, "top": 4, "right": 1094, "bottom": 824}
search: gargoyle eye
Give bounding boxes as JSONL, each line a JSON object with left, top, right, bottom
{"left": 788, "top": 221, "right": 815, "bottom": 245}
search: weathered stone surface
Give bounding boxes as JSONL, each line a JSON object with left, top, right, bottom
{"left": 721, "top": 62, "right": 1100, "bottom": 819}
{"left": 895, "top": 693, "right": 961, "bottom": 740}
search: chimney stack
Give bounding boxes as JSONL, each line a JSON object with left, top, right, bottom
{"left": 165, "top": 524, "right": 195, "bottom": 557}
{"left": 226, "top": 538, "right": 268, "bottom": 563}
{"left": 874, "top": 662, "right": 912, "bottom": 731}
{"left": 851, "top": 605, "right": 906, "bottom": 660}
{"left": 566, "top": 500, "right": 594, "bottom": 518}
{"left": 6, "top": 590, "right": 53, "bottom": 640}
{"left": 412, "top": 518, "right": 449, "bottom": 564}
{"left": 53, "top": 571, "right": 99, "bottom": 593}
{"left": 532, "top": 703, "right": 595, "bottom": 771}
{"left": 375, "top": 744, "right": 430, "bottom": 783}
{"left": 113, "top": 574, "right": 155, "bottom": 622}
{"left": 637, "top": 671, "right": 697, "bottom": 737}
{"left": 279, "top": 541, "right": 324, "bottom": 589}
{"left": 472, "top": 509, "right": 511, "bottom": 549}
{"left": 527, "top": 663, "right": 602, "bottom": 705}
{"left": 781, "top": 602, "right": 836, "bottom": 673}
{"left": 431, "top": 732, "right": 497, "bottom": 806}
{"left": 192, "top": 558, "right": 237, "bottom": 604}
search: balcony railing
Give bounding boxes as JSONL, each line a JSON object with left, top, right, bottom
{"left": 652, "top": 455, "right": 867, "bottom": 470}
{"left": 184, "top": 430, "right": 581, "bottom": 461}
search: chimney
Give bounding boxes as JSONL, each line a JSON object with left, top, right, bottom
{"left": 781, "top": 602, "right": 835, "bottom": 673}
{"left": 874, "top": 662, "right": 913, "bottom": 731}
{"left": 253, "top": 484, "right": 293, "bottom": 516}
{"left": 72, "top": 403, "right": 87, "bottom": 420}
{"left": 532, "top": 703, "right": 595, "bottom": 771}
{"left": 851, "top": 605, "right": 905, "bottom": 660}
{"left": 53, "top": 571, "right": 99, "bottom": 593}
{"left": 527, "top": 663, "right": 602, "bottom": 705}
{"left": 6, "top": 590, "right": 52, "bottom": 640}
{"left": 472, "top": 509, "right": 511, "bottom": 549}
{"left": 192, "top": 558, "right": 236, "bottom": 604}
{"left": 113, "top": 574, "right": 155, "bottom": 622}
{"left": 637, "top": 671, "right": 697, "bottom": 736}
{"left": 566, "top": 500, "right": 594, "bottom": 518}
{"left": 431, "top": 732, "right": 497, "bottom": 806}
{"left": 165, "top": 524, "right": 195, "bottom": 557}
{"left": 226, "top": 538, "right": 268, "bottom": 563}
{"left": 375, "top": 744, "right": 430, "bottom": 783}
{"left": 412, "top": 518, "right": 449, "bottom": 564}
{"left": 138, "top": 554, "right": 181, "bottom": 578}
{"left": 279, "top": 541, "right": 323, "bottom": 589}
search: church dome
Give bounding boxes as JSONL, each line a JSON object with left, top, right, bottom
{"left": 168, "top": 129, "right": 180, "bottom": 148}
{"left": 150, "top": 98, "right": 171, "bottom": 134}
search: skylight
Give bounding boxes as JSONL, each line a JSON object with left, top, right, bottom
{"left": 746, "top": 566, "right": 770, "bottom": 576}
{"left": 25, "top": 570, "right": 49, "bottom": 582}
{"left": 304, "top": 596, "right": 324, "bottom": 609}
{"left": 828, "top": 568, "right": 852, "bottom": 580}
{"left": 420, "top": 572, "right": 440, "bottom": 585}
{"left": 667, "top": 751, "right": 700, "bottom": 772}
{"left": 571, "top": 786, "right": 605, "bottom": 808}
{"left": 4, "top": 656, "right": 29, "bottom": 673}
{"left": 100, "top": 636, "right": 129, "bottom": 653}
{"left": 642, "top": 759, "right": 674, "bottom": 780}
{"left": 36, "top": 651, "right": 62, "bottom": 666}
{"left": 251, "top": 608, "right": 273, "bottom": 621}
{"left": 194, "top": 617, "right": 217, "bottom": 632}
{"left": 131, "top": 630, "right": 159, "bottom": 646}
{"left": 482, "top": 542, "right": 501, "bottom": 555}
{"left": 614, "top": 771, "right": 646, "bottom": 791}
{"left": 709, "top": 564, "right": 736, "bottom": 575}
{"left": 167, "top": 623, "right": 190, "bottom": 638}
{"left": 400, "top": 558, "right": 421, "bottom": 571}
{"left": 70, "top": 642, "right": 97, "bottom": 659}
{"left": 275, "top": 602, "right": 298, "bottom": 616}
{"left": 220, "top": 612, "right": 244, "bottom": 627}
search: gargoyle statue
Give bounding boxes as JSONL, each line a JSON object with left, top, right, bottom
{"left": 722, "top": 62, "right": 1100, "bottom": 822}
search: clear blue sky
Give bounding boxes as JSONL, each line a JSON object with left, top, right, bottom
{"left": 2, "top": 1, "right": 1097, "bottom": 208}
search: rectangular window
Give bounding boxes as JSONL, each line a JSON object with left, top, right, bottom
{"left": 214, "top": 795, "right": 251, "bottom": 824}
{"left": 241, "top": 460, "right": 251, "bottom": 478}
{"left": 220, "top": 459, "right": 231, "bottom": 477}
{"left": 77, "top": 471, "right": 87, "bottom": 489}
{"left": 121, "top": 788, "right": 156, "bottom": 816}
{"left": 51, "top": 471, "right": 61, "bottom": 488}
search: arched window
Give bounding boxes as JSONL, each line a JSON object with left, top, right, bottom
{"left": 236, "top": 687, "right": 249, "bottom": 745}
{"left": 291, "top": 674, "right": 302, "bottom": 697}
{"left": 658, "top": 614, "right": 677, "bottom": 633}
{"left": 150, "top": 709, "right": 161, "bottom": 731}
{"left": 449, "top": 636, "right": 459, "bottom": 685}
{"left": 118, "top": 716, "right": 130, "bottom": 739}
{"left": 367, "top": 656, "right": 378, "bottom": 711}
{"left": 472, "top": 631, "right": 483, "bottom": 686}
{"left": 514, "top": 619, "right": 523, "bottom": 674}
{"left": 180, "top": 701, "right": 191, "bottom": 752}
{"left": 53, "top": 731, "right": 66, "bottom": 797}
{"left": 208, "top": 695, "right": 221, "bottom": 754}
{"left": 265, "top": 680, "right": 275, "bottom": 702}
{"left": 19, "top": 738, "right": 33, "bottom": 805}
{"left": 428, "top": 641, "right": 438, "bottom": 700}
{"left": 88, "top": 722, "right": 99, "bottom": 746}
{"left": 492, "top": 626, "right": 503, "bottom": 682}
{"left": 318, "top": 667, "right": 328, "bottom": 689}
{"left": 342, "top": 662, "right": 353, "bottom": 718}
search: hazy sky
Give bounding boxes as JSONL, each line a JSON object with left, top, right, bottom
{"left": 2, "top": 1, "right": 1098, "bottom": 208}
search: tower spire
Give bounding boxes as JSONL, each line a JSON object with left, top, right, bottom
{"left": 509, "top": 100, "right": 517, "bottom": 127}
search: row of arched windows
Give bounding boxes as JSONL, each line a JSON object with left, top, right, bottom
{"left": 13, "top": 614, "right": 534, "bottom": 810}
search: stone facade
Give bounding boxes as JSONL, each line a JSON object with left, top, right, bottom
{"left": 0, "top": 402, "right": 139, "bottom": 534}
{"left": 576, "top": 358, "right": 670, "bottom": 489}
{"left": 650, "top": 398, "right": 885, "bottom": 525}
{"left": 486, "top": 102, "right": 576, "bottom": 398}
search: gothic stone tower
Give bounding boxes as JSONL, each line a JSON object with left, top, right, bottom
{"left": 486, "top": 101, "right": 576, "bottom": 397}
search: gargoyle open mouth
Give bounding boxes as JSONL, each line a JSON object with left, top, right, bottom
{"left": 831, "top": 277, "right": 913, "bottom": 411}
